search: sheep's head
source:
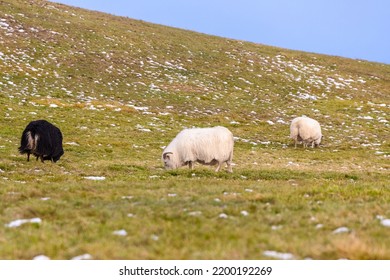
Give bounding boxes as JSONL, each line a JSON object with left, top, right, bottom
{"left": 162, "top": 152, "right": 175, "bottom": 169}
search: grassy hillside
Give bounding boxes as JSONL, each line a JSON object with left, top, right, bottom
{"left": 0, "top": 0, "right": 389, "bottom": 259}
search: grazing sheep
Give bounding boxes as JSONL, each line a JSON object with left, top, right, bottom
{"left": 290, "top": 116, "right": 322, "bottom": 148}
{"left": 162, "top": 126, "right": 234, "bottom": 172}
{"left": 19, "top": 120, "right": 64, "bottom": 162}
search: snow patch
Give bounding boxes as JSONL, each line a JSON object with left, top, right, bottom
{"left": 359, "top": 116, "right": 374, "bottom": 120}
{"left": 219, "top": 213, "right": 228, "bottom": 219}
{"left": 240, "top": 210, "right": 249, "bottom": 216}
{"left": 33, "top": 255, "right": 50, "bottom": 260}
{"left": 377, "top": 215, "right": 390, "bottom": 227}
{"left": 65, "top": 142, "right": 79, "bottom": 146}
{"left": 381, "top": 219, "right": 390, "bottom": 227}
{"left": 113, "top": 229, "right": 127, "bottom": 236}
{"left": 84, "top": 176, "right": 106, "bottom": 181}
{"left": 5, "top": 217, "right": 42, "bottom": 228}
{"left": 150, "top": 234, "right": 159, "bottom": 241}
{"left": 188, "top": 211, "right": 202, "bottom": 216}
{"left": 71, "top": 254, "right": 93, "bottom": 260}
{"left": 263, "top": 250, "right": 295, "bottom": 260}
{"left": 332, "top": 227, "right": 350, "bottom": 234}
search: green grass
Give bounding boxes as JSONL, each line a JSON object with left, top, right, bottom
{"left": 0, "top": 0, "right": 389, "bottom": 259}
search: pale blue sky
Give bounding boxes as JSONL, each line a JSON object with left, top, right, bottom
{"left": 52, "top": 0, "right": 390, "bottom": 64}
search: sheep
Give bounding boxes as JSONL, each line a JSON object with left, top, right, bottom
{"left": 162, "top": 126, "right": 234, "bottom": 172}
{"left": 18, "top": 120, "right": 64, "bottom": 162}
{"left": 290, "top": 116, "right": 322, "bottom": 148}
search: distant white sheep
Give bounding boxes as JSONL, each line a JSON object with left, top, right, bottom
{"left": 162, "top": 126, "right": 234, "bottom": 172}
{"left": 290, "top": 116, "right": 322, "bottom": 148}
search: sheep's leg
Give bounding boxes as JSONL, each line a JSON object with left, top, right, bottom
{"left": 294, "top": 138, "right": 300, "bottom": 148}
{"left": 226, "top": 161, "right": 233, "bottom": 173}
{"left": 27, "top": 152, "right": 30, "bottom": 162}
{"left": 40, "top": 155, "right": 44, "bottom": 163}
{"left": 215, "top": 162, "right": 222, "bottom": 172}
{"left": 188, "top": 161, "right": 193, "bottom": 170}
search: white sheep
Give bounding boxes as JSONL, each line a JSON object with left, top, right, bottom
{"left": 290, "top": 116, "right": 322, "bottom": 148}
{"left": 162, "top": 126, "right": 234, "bottom": 172}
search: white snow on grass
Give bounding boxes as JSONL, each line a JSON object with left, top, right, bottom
{"left": 84, "top": 176, "right": 106, "bottom": 181}
{"left": 219, "top": 213, "right": 228, "bottom": 219}
{"left": 332, "top": 227, "right": 350, "bottom": 234}
{"left": 376, "top": 215, "right": 390, "bottom": 227}
{"left": 271, "top": 225, "right": 283, "bottom": 231}
{"left": 297, "top": 92, "right": 318, "bottom": 100}
{"left": 128, "top": 104, "right": 149, "bottom": 112}
{"left": 359, "top": 116, "right": 374, "bottom": 120}
{"left": 113, "top": 229, "right": 127, "bottom": 236}
{"left": 188, "top": 211, "right": 202, "bottom": 216}
{"left": 5, "top": 217, "right": 42, "bottom": 228}
{"left": 381, "top": 219, "right": 390, "bottom": 227}
{"left": 71, "top": 254, "right": 93, "bottom": 260}
{"left": 240, "top": 210, "right": 249, "bottom": 216}
{"left": 136, "top": 124, "right": 151, "bottom": 132}
{"left": 33, "top": 255, "right": 50, "bottom": 260}
{"left": 263, "top": 250, "right": 295, "bottom": 260}
{"left": 315, "top": 224, "right": 324, "bottom": 230}
{"left": 65, "top": 142, "right": 80, "bottom": 146}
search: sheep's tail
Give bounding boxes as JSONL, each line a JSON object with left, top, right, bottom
{"left": 28, "top": 132, "right": 36, "bottom": 150}
{"left": 19, "top": 131, "right": 39, "bottom": 153}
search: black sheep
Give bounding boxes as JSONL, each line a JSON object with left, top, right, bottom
{"left": 18, "top": 120, "right": 64, "bottom": 163}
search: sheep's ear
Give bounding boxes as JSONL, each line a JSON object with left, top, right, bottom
{"left": 163, "top": 152, "right": 173, "bottom": 159}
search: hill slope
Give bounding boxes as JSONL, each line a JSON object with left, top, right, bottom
{"left": 0, "top": 0, "right": 389, "bottom": 259}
